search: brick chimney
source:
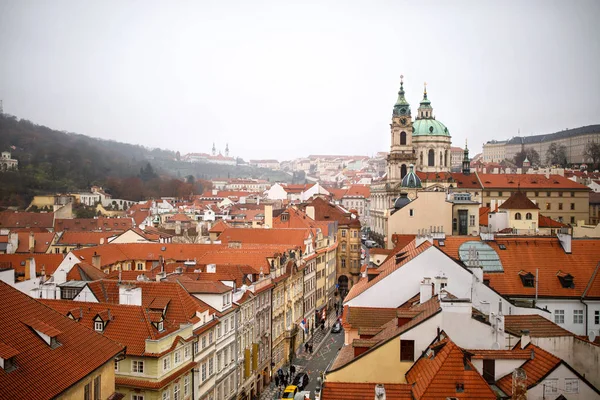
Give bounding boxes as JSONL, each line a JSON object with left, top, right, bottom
{"left": 24, "top": 257, "right": 36, "bottom": 281}
{"left": 264, "top": 204, "right": 273, "bottom": 228}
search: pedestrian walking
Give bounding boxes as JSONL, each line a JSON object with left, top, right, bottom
{"left": 304, "top": 342, "right": 309, "bottom": 353}
{"left": 290, "top": 365, "right": 296, "bottom": 377}
{"left": 275, "top": 375, "right": 280, "bottom": 387}
{"left": 309, "top": 343, "right": 313, "bottom": 354}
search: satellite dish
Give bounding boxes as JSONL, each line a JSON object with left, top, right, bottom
{"left": 589, "top": 331, "right": 597, "bottom": 343}
{"left": 492, "top": 342, "right": 500, "bottom": 350}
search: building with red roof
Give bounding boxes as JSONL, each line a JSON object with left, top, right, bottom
{"left": 0, "top": 281, "right": 124, "bottom": 400}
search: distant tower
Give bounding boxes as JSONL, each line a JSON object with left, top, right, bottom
{"left": 387, "top": 75, "right": 417, "bottom": 181}
{"left": 462, "top": 139, "right": 471, "bottom": 175}
{"left": 212, "top": 142, "right": 216, "bottom": 156}
{"left": 225, "top": 143, "right": 229, "bottom": 157}
{"left": 523, "top": 156, "right": 531, "bottom": 168}
{"left": 0, "top": 100, "right": 3, "bottom": 115}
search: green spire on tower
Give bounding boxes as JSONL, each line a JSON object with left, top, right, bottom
{"left": 393, "top": 75, "right": 411, "bottom": 116}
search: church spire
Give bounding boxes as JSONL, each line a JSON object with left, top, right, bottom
{"left": 393, "top": 75, "right": 411, "bottom": 116}
{"left": 462, "top": 139, "right": 471, "bottom": 175}
{"left": 212, "top": 142, "right": 216, "bottom": 156}
{"left": 417, "top": 81, "right": 433, "bottom": 119}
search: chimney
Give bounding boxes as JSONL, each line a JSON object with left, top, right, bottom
{"left": 29, "top": 231, "right": 35, "bottom": 253}
{"left": 155, "top": 271, "right": 167, "bottom": 281}
{"left": 175, "top": 220, "right": 182, "bottom": 235}
{"left": 374, "top": 383, "right": 386, "bottom": 400}
{"left": 520, "top": 329, "right": 531, "bottom": 349}
{"left": 92, "top": 253, "right": 101, "bottom": 269}
{"left": 24, "top": 257, "right": 36, "bottom": 281}
{"left": 420, "top": 277, "right": 433, "bottom": 304}
{"left": 7, "top": 231, "right": 18, "bottom": 253}
{"left": 264, "top": 204, "right": 273, "bottom": 228}
{"left": 433, "top": 274, "right": 448, "bottom": 296}
{"left": 306, "top": 206, "right": 315, "bottom": 221}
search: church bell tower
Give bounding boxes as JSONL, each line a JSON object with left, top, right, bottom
{"left": 387, "top": 75, "right": 417, "bottom": 181}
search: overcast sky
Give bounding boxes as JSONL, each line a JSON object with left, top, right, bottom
{"left": 1, "top": 0, "right": 599, "bottom": 161}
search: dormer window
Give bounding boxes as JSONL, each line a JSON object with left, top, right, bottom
{"left": 0, "top": 341, "right": 19, "bottom": 372}
{"left": 519, "top": 272, "right": 535, "bottom": 288}
{"left": 23, "top": 319, "right": 61, "bottom": 349}
{"left": 94, "top": 321, "right": 104, "bottom": 332}
{"left": 558, "top": 273, "right": 574, "bottom": 289}
{"left": 158, "top": 321, "right": 164, "bottom": 331}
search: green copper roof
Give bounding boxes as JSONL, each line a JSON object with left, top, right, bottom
{"left": 401, "top": 164, "right": 422, "bottom": 188}
{"left": 413, "top": 119, "right": 450, "bottom": 136}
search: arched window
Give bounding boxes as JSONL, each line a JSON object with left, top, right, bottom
{"left": 440, "top": 152, "right": 443, "bottom": 166}
{"left": 400, "top": 131, "right": 407, "bottom": 145}
{"left": 444, "top": 150, "right": 448, "bottom": 167}
{"left": 428, "top": 149, "right": 435, "bottom": 167}
{"left": 526, "top": 212, "right": 532, "bottom": 220}
{"left": 401, "top": 164, "right": 407, "bottom": 178}
{"left": 515, "top": 212, "right": 522, "bottom": 220}
{"left": 420, "top": 152, "right": 424, "bottom": 165}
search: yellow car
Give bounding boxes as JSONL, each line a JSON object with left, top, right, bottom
{"left": 281, "top": 385, "right": 298, "bottom": 399}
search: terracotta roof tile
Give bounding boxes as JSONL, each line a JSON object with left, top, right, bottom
{"left": 0, "top": 253, "right": 64, "bottom": 277}
{"left": 322, "top": 382, "right": 412, "bottom": 400}
{"left": 0, "top": 281, "right": 123, "bottom": 399}
{"left": 496, "top": 344, "right": 561, "bottom": 394}
{"left": 467, "top": 349, "right": 532, "bottom": 360}
{"left": 406, "top": 337, "right": 496, "bottom": 399}
{"left": 498, "top": 191, "right": 539, "bottom": 210}
{"left": 56, "top": 231, "right": 116, "bottom": 245}
{"left": 343, "top": 306, "right": 398, "bottom": 331}
{"left": 0, "top": 211, "right": 54, "bottom": 229}
{"left": 504, "top": 315, "right": 573, "bottom": 337}
{"left": 478, "top": 173, "right": 589, "bottom": 190}
{"left": 16, "top": 232, "right": 56, "bottom": 253}
{"left": 55, "top": 217, "right": 134, "bottom": 232}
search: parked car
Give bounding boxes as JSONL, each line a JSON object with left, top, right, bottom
{"left": 364, "top": 240, "right": 377, "bottom": 248}
{"left": 331, "top": 321, "right": 342, "bottom": 333}
{"left": 292, "top": 372, "right": 310, "bottom": 390}
{"left": 282, "top": 386, "right": 298, "bottom": 399}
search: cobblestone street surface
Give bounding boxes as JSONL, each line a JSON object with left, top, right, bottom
{"left": 260, "top": 311, "right": 344, "bottom": 399}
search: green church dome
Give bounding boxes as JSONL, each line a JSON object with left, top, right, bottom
{"left": 413, "top": 119, "right": 450, "bottom": 137}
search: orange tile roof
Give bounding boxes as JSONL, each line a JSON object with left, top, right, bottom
{"left": 300, "top": 197, "right": 361, "bottom": 228}
{"left": 0, "top": 281, "right": 123, "bottom": 399}
{"left": 0, "top": 253, "right": 64, "bottom": 276}
{"left": 538, "top": 214, "right": 568, "bottom": 228}
{"left": 321, "top": 382, "right": 412, "bottom": 399}
{"left": 498, "top": 191, "right": 539, "bottom": 210}
{"left": 478, "top": 173, "right": 589, "bottom": 190}
{"left": 450, "top": 172, "right": 483, "bottom": 189}
{"left": 168, "top": 213, "right": 192, "bottom": 222}
{"left": 209, "top": 220, "right": 230, "bottom": 233}
{"left": 177, "top": 279, "right": 231, "bottom": 294}
{"left": 345, "top": 241, "right": 431, "bottom": 303}
{"left": 55, "top": 217, "right": 134, "bottom": 232}
{"left": 0, "top": 211, "right": 54, "bottom": 229}
{"left": 496, "top": 344, "right": 560, "bottom": 395}
{"left": 467, "top": 349, "right": 532, "bottom": 360}
{"left": 479, "top": 207, "right": 490, "bottom": 226}
{"left": 56, "top": 231, "right": 116, "bottom": 245}
{"left": 15, "top": 231, "right": 55, "bottom": 253}
{"left": 343, "top": 185, "right": 371, "bottom": 198}
{"left": 343, "top": 306, "right": 398, "bottom": 331}
{"left": 504, "top": 315, "right": 573, "bottom": 337}
{"left": 66, "top": 262, "right": 107, "bottom": 281}
{"left": 218, "top": 227, "right": 309, "bottom": 250}
{"left": 435, "top": 237, "right": 600, "bottom": 299}
{"left": 406, "top": 337, "right": 496, "bottom": 399}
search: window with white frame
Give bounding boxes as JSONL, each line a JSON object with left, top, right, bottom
{"left": 596, "top": 310, "right": 600, "bottom": 325}
{"left": 173, "top": 383, "right": 180, "bottom": 400}
{"left": 184, "top": 345, "right": 191, "bottom": 359}
{"left": 202, "top": 335, "right": 207, "bottom": 348}
{"left": 554, "top": 309, "right": 565, "bottom": 324}
{"left": 209, "top": 357, "right": 214, "bottom": 375}
{"left": 217, "top": 325, "right": 221, "bottom": 338}
{"left": 174, "top": 350, "right": 181, "bottom": 365}
{"left": 193, "top": 341, "right": 199, "bottom": 354}
{"left": 573, "top": 309, "right": 584, "bottom": 324}
{"left": 469, "top": 215, "right": 475, "bottom": 226}
{"left": 224, "top": 319, "right": 228, "bottom": 333}
{"left": 565, "top": 378, "right": 579, "bottom": 393}
{"left": 162, "top": 390, "right": 170, "bottom": 400}
{"left": 202, "top": 362, "right": 207, "bottom": 381}
{"left": 184, "top": 375, "right": 190, "bottom": 396}
{"left": 543, "top": 379, "right": 558, "bottom": 395}
{"left": 114, "top": 360, "right": 119, "bottom": 372}
{"left": 132, "top": 360, "right": 144, "bottom": 374}
{"left": 94, "top": 321, "right": 104, "bottom": 332}
{"left": 209, "top": 332, "right": 213, "bottom": 343}
{"left": 163, "top": 356, "right": 171, "bottom": 371}
{"left": 132, "top": 395, "right": 144, "bottom": 400}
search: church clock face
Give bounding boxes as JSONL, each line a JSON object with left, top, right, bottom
{"left": 400, "top": 118, "right": 407, "bottom": 126}
{"left": 400, "top": 108, "right": 406, "bottom": 115}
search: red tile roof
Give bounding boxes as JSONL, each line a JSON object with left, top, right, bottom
{"left": 435, "top": 237, "right": 600, "bottom": 299}
{"left": 406, "top": 337, "right": 496, "bottom": 399}
{"left": 503, "top": 315, "right": 573, "bottom": 337}
{"left": 218, "top": 227, "right": 310, "bottom": 250}
{"left": 15, "top": 231, "right": 55, "bottom": 253}
{"left": 56, "top": 231, "right": 116, "bottom": 245}
{"left": 300, "top": 197, "right": 361, "bottom": 228}
{"left": 478, "top": 173, "right": 589, "bottom": 190}
{"left": 538, "top": 214, "right": 568, "bottom": 228}
{"left": 54, "top": 217, "right": 134, "bottom": 232}
{"left": 0, "top": 253, "right": 64, "bottom": 277}
{"left": 496, "top": 344, "right": 561, "bottom": 395}
{"left": 467, "top": 349, "right": 532, "bottom": 360}
{"left": 342, "top": 306, "right": 398, "bottom": 331}
{"left": 450, "top": 172, "right": 483, "bottom": 189}
{"left": 177, "top": 279, "right": 231, "bottom": 294}
{"left": 66, "top": 262, "right": 107, "bottom": 281}
{"left": 498, "top": 191, "right": 539, "bottom": 210}
{"left": 0, "top": 211, "right": 54, "bottom": 229}
{"left": 343, "top": 185, "right": 371, "bottom": 198}
{"left": 0, "top": 281, "right": 123, "bottom": 399}
{"left": 479, "top": 207, "right": 490, "bottom": 226}
{"left": 322, "top": 382, "right": 412, "bottom": 400}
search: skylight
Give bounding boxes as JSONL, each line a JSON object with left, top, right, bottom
{"left": 458, "top": 241, "right": 504, "bottom": 272}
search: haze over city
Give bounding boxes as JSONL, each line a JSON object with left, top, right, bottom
{"left": 1, "top": 0, "right": 599, "bottom": 160}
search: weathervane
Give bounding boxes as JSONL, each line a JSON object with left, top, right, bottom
{"left": 424, "top": 81, "right": 427, "bottom": 95}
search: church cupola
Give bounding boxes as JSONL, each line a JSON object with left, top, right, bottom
{"left": 417, "top": 82, "right": 433, "bottom": 120}
{"left": 393, "top": 75, "right": 411, "bottom": 117}
{"left": 462, "top": 140, "right": 471, "bottom": 175}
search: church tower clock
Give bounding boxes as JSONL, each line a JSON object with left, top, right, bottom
{"left": 387, "top": 75, "right": 417, "bottom": 181}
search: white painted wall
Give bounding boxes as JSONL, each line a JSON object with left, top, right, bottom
{"left": 471, "top": 358, "right": 525, "bottom": 381}
{"left": 527, "top": 363, "right": 600, "bottom": 400}
{"left": 73, "top": 286, "right": 99, "bottom": 302}
{"left": 530, "top": 298, "right": 588, "bottom": 336}
{"left": 265, "top": 184, "right": 288, "bottom": 201}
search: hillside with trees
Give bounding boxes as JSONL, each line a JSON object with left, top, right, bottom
{"left": 0, "top": 114, "right": 290, "bottom": 208}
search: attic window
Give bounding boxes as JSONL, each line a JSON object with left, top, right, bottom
{"left": 558, "top": 273, "right": 574, "bottom": 289}
{"left": 94, "top": 321, "right": 104, "bottom": 332}
{"left": 157, "top": 321, "right": 164, "bottom": 332}
{"left": 519, "top": 272, "right": 535, "bottom": 288}
{"left": 498, "top": 244, "right": 507, "bottom": 250}
{"left": 456, "top": 383, "right": 465, "bottom": 393}
{"left": 23, "top": 319, "right": 61, "bottom": 349}
{"left": 438, "top": 240, "right": 445, "bottom": 247}
{"left": 0, "top": 342, "right": 19, "bottom": 372}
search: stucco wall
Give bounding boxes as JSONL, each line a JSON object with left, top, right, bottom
{"left": 526, "top": 363, "right": 600, "bottom": 400}
{"left": 58, "top": 359, "right": 115, "bottom": 400}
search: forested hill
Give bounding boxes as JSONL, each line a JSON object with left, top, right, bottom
{"left": 0, "top": 114, "right": 291, "bottom": 208}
